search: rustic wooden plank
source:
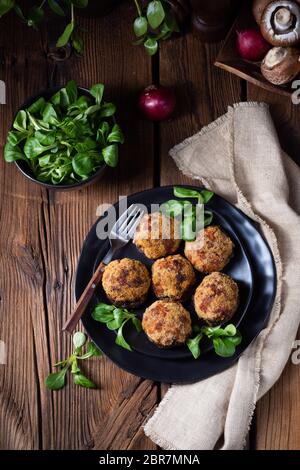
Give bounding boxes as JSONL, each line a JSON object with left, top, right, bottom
{"left": 0, "top": 2, "right": 157, "bottom": 450}
{"left": 0, "top": 11, "right": 49, "bottom": 450}
{"left": 159, "top": 38, "right": 243, "bottom": 187}
{"left": 247, "top": 83, "right": 300, "bottom": 450}
{"left": 255, "top": 361, "right": 300, "bottom": 449}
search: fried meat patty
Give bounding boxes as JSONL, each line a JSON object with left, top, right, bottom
{"left": 194, "top": 272, "right": 239, "bottom": 325}
{"left": 184, "top": 225, "right": 234, "bottom": 273}
{"left": 102, "top": 258, "right": 150, "bottom": 307}
{"left": 134, "top": 212, "right": 181, "bottom": 259}
{"left": 142, "top": 300, "right": 192, "bottom": 347}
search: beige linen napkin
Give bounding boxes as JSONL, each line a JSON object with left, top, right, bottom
{"left": 144, "top": 102, "right": 300, "bottom": 450}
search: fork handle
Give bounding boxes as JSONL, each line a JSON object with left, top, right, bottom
{"left": 62, "top": 262, "right": 106, "bottom": 334}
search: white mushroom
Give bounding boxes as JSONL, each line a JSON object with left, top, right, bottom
{"left": 261, "top": 46, "right": 300, "bottom": 83}
{"left": 253, "top": 0, "right": 274, "bottom": 24}
{"left": 260, "top": 0, "right": 300, "bottom": 46}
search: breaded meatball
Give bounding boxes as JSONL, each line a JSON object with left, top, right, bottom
{"left": 134, "top": 212, "right": 181, "bottom": 260}
{"left": 194, "top": 272, "right": 239, "bottom": 325}
{"left": 152, "top": 254, "right": 196, "bottom": 301}
{"left": 184, "top": 225, "right": 234, "bottom": 273}
{"left": 102, "top": 258, "right": 150, "bottom": 308}
{"left": 142, "top": 300, "right": 192, "bottom": 348}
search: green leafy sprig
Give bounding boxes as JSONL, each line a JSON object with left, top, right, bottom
{"left": 187, "top": 324, "right": 242, "bottom": 360}
{"left": 160, "top": 186, "right": 214, "bottom": 242}
{"left": 0, "top": 0, "right": 88, "bottom": 54}
{"left": 45, "top": 332, "right": 102, "bottom": 390}
{"left": 133, "top": 0, "right": 180, "bottom": 56}
{"left": 4, "top": 81, "right": 124, "bottom": 185}
{"left": 92, "top": 302, "right": 142, "bottom": 352}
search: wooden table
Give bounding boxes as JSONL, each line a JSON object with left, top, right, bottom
{"left": 1, "top": 1, "right": 300, "bottom": 451}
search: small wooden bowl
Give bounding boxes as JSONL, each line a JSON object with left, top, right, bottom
{"left": 215, "top": 2, "right": 296, "bottom": 97}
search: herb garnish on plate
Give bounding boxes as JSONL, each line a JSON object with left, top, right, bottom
{"left": 160, "top": 186, "right": 214, "bottom": 241}
{"left": 92, "top": 302, "right": 142, "bottom": 352}
{"left": 4, "top": 81, "right": 124, "bottom": 185}
{"left": 186, "top": 324, "right": 242, "bottom": 359}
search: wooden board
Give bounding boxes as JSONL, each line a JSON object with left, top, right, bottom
{"left": 0, "top": 0, "right": 300, "bottom": 450}
{"left": 215, "top": 2, "right": 296, "bottom": 98}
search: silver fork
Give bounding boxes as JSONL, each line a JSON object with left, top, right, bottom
{"left": 63, "top": 204, "right": 145, "bottom": 334}
{"left": 102, "top": 204, "right": 145, "bottom": 264}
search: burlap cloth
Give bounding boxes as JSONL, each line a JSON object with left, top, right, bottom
{"left": 144, "top": 102, "right": 300, "bottom": 450}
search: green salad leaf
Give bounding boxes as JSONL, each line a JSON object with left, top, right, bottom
{"left": 0, "top": 0, "right": 14, "bottom": 17}
{"left": 73, "top": 373, "right": 96, "bottom": 389}
{"left": 48, "top": 0, "right": 65, "bottom": 17}
{"left": 160, "top": 186, "right": 214, "bottom": 241}
{"left": 92, "top": 302, "right": 141, "bottom": 352}
{"left": 147, "top": 0, "right": 165, "bottom": 29}
{"left": 186, "top": 324, "right": 242, "bottom": 360}
{"left": 133, "top": 16, "right": 148, "bottom": 37}
{"left": 173, "top": 186, "right": 214, "bottom": 204}
{"left": 45, "top": 366, "right": 69, "bottom": 391}
{"left": 56, "top": 21, "right": 74, "bottom": 48}
{"left": 5, "top": 81, "right": 124, "bottom": 185}
{"left": 186, "top": 332, "right": 203, "bottom": 359}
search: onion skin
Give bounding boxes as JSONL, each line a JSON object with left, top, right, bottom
{"left": 138, "top": 85, "right": 176, "bottom": 121}
{"left": 236, "top": 28, "right": 271, "bottom": 61}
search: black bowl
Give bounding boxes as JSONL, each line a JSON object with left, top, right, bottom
{"left": 12, "top": 86, "right": 109, "bottom": 191}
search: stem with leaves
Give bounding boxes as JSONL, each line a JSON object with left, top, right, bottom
{"left": 187, "top": 324, "right": 242, "bottom": 359}
{"left": 92, "top": 302, "right": 142, "bottom": 352}
{"left": 133, "top": 0, "right": 180, "bottom": 56}
{"left": 0, "top": 0, "right": 85, "bottom": 54}
{"left": 160, "top": 186, "right": 214, "bottom": 242}
{"left": 45, "top": 332, "right": 102, "bottom": 391}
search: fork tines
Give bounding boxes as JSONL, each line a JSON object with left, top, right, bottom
{"left": 114, "top": 204, "right": 145, "bottom": 240}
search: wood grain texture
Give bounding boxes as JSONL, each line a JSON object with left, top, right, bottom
{"left": 0, "top": 2, "right": 157, "bottom": 450}
{"left": 159, "top": 38, "right": 243, "bottom": 187}
{"left": 62, "top": 261, "right": 106, "bottom": 335}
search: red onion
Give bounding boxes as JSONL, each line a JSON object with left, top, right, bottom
{"left": 138, "top": 85, "right": 176, "bottom": 121}
{"left": 236, "top": 28, "right": 271, "bottom": 61}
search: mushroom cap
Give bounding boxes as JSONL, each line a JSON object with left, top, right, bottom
{"left": 253, "top": 0, "right": 274, "bottom": 24}
{"left": 260, "top": 0, "right": 300, "bottom": 46}
{"left": 261, "top": 46, "right": 300, "bottom": 83}
{"left": 253, "top": 0, "right": 300, "bottom": 23}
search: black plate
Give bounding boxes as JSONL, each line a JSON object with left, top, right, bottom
{"left": 75, "top": 185, "right": 276, "bottom": 383}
